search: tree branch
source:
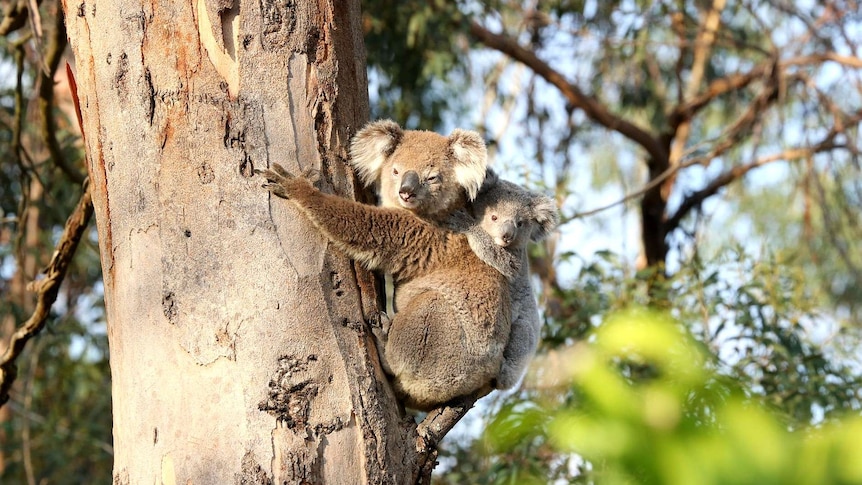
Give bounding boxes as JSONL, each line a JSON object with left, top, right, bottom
{"left": 669, "top": 66, "right": 768, "bottom": 129}
{"left": 38, "top": 0, "right": 85, "bottom": 184}
{"left": 666, "top": 144, "right": 835, "bottom": 230}
{"left": 669, "top": 51, "right": 860, "bottom": 130}
{"left": 0, "top": 0, "right": 29, "bottom": 36}
{"left": 467, "top": 20, "right": 668, "bottom": 164}
{"left": 413, "top": 393, "right": 481, "bottom": 485}
{"left": 0, "top": 181, "right": 93, "bottom": 408}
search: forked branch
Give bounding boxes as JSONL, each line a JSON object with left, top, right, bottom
{"left": 0, "top": 181, "right": 93, "bottom": 407}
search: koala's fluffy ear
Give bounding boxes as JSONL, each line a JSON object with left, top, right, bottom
{"left": 349, "top": 120, "right": 403, "bottom": 187}
{"left": 448, "top": 129, "right": 488, "bottom": 200}
{"left": 530, "top": 194, "right": 559, "bottom": 241}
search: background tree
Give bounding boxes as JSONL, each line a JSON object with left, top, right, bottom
{"left": 363, "top": 0, "right": 862, "bottom": 482}
{"left": 366, "top": 0, "right": 862, "bottom": 314}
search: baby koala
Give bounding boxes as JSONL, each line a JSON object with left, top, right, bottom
{"left": 450, "top": 170, "right": 559, "bottom": 389}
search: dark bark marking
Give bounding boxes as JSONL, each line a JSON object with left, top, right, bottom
{"left": 113, "top": 52, "right": 129, "bottom": 95}
{"left": 198, "top": 162, "right": 215, "bottom": 184}
{"left": 112, "top": 469, "right": 130, "bottom": 485}
{"left": 219, "top": 2, "right": 240, "bottom": 61}
{"left": 240, "top": 153, "right": 254, "bottom": 178}
{"left": 135, "top": 188, "right": 146, "bottom": 213}
{"left": 235, "top": 451, "right": 273, "bottom": 485}
{"left": 259, "top": 355, "right": 320, "bottom": 429}
{"left": 330, "top": 271, "right": 344, "bottom": 297}
{"left": 260, "top": 0, "right": 296, "bottom": 50}
{"left": 144, "top": 68, "right": 155, "bottom": 125}
{"left": 224, "top": 114, "right": 246, "bottom": 149}
{"left": 162, "top": 291, "right": 178, "bottom": 324}
{"left": 153, "top": 427, "right": 158, "bottom": 444}
{"left": 305, "top": 26, "right": 321, "bottom": 63}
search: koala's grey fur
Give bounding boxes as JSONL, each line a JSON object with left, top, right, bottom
{"left": 453, "top": 170, "right": 559, "bottom": 389}
{"left": 258, "top": 159, "right": 511, "bottom": 411}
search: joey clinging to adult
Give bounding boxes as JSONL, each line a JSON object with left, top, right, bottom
{"left": 349, "top": 119, "right": 488, "bottom": 223}
{"left": 458, "top": 170, "right": 559, "bottom": 390}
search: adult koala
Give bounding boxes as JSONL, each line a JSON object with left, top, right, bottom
{"left": 258, "top": 121, "right": 515, "bottom": 411}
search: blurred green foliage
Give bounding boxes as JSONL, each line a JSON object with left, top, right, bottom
{"left": 0, "top": 315, "right": 112, "bottom": 483}
{"left": 436, "top": 248, "right": 862, "bottom": 484}
{"left": 483, "top": 310, "right": 862, "bottom": 485}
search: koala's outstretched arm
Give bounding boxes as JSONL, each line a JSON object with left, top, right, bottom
{"left": 258, "top": 164, "right": 448, "bottom": 278}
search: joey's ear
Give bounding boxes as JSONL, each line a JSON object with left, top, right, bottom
{"left": 448, "top": 129, "right": 488, "bottom": 200}
{"left": 477, "top": 167, "right": 499, "bottom": 196}
{"left": 349, "top": 119, "right": 403, "bottom": 186}
{"left": 530, "top": 194, "right": 559, "bottom": 241}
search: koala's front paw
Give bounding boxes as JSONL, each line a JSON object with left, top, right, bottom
{"left": 261, "top": 181, "right": 289, "bottom": 199}
{"left": 466, "top": 232, "right": 522, "bottom": 279}
{"left": 256, "top": 163, "right": 314, "bottom": 199}
{"left": 445, "top": 209, "right": 478, "bottom": 232}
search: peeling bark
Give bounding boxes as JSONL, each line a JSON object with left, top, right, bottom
{"left": 61, "top": 0, "right": 416, "bottom": 482}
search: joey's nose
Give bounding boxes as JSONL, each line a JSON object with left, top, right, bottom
{"left": 399, "top": 171, "right": 420, "bottom": 200}
{"left": 501, "top": 221, "right": 516, "bottom": 244}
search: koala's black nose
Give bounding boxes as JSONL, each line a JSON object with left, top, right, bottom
{"left": 399, "top": 171, "right": 420, "bottom": 199}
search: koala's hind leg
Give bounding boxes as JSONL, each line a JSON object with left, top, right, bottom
{"left": 384, "top": 290, "right": 483, "bottom": 411}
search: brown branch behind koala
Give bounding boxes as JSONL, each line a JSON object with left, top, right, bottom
{"left": 0, "top": 181, "right": 93, "bottom": 407}
{"left": 413, "top": 392, "right": 482, "bottom": 485}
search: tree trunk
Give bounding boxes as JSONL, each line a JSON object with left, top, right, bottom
{"left": 61, "top": 1, "right": 416, "bottom": 482}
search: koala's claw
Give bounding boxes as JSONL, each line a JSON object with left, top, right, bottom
{"left": 302, "top": 167, "right": 322, "bottom": 183}
{"left": 262, "top": 182, "right": 289, "bottom": 199}
{"left": 271, "top": 163, "right": 292, "bottom": 178}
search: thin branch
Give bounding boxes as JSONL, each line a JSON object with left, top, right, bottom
{"left": 569, "top": 161, "right": 689, "bottom": 220}
{"left": 666, "top": 143, "right": 838, "bottom": 230}
{"left": 669, "top": 99, "right": 862, "bottom": 230}
{"left": 0, "top": 0, "right": 28, "bottom": 36}
{"left": 38, "top": 0, "right": 85, "bottom": 184}
{"left": 670, "top": 52, "right": 861, "bottom": 129}
{"left": 669, "top": 66, "right": 768, "bottom": 129}
{"left": 0, "top": 180, "right": 93, "bottom": 408}
{"left": 414, "top": 393, "right": 481, "bottom": 485}
{"left": 467, "top": 20, "right": 668, "bottom": 164}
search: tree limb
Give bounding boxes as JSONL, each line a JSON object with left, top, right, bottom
{"left": 666, "top": 144, "right": 835, "bottom": 230}
{"left": 413, "top": 393, "right": 481, "bottom": 485}
{"left": 0, "top": 0, "right": 29, "bottom": 36}
{"left": 38, "top": 0, "right": 85, "bottom": 184}
{"left": 0, "top": 181, "right": 93, "bottom": 408}
{"left": 670, "top": 51, "right": 860, "bottom": 130}
{"left": 669, "top": 67, "right": 768, "bottom": 130}
{"left": 467, "top": 20, "right": 668, "bottom": 164}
